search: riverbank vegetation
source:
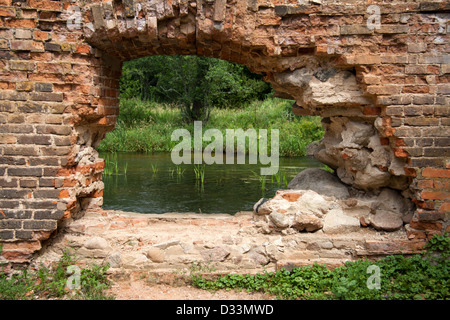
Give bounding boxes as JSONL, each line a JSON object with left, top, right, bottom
{"left": 98, "top": 97, "right": 324, "bottom": 157}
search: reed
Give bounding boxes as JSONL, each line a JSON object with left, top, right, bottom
{"left": 176, "top": 165, "right": 185, "bottom": 176}
{"left": 194, "top": 164, "right": 206, "bottom": 185}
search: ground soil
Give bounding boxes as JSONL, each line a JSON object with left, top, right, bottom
{"left": 106, "top": 279, "right": 276, "bottom": 300}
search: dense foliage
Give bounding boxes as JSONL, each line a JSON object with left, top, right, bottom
{"left": 190, "top": 233, "right": 450, "bottom": 300}
{"left": 120, "top": 55, "right": 272, "bottom": 121}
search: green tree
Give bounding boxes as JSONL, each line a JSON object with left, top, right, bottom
{"left": 120, "top": 55, "right": 272, "bottom": 122}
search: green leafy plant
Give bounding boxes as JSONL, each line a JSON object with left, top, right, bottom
{"left": 191, "top": 233, "right": 450, "bottom": 300}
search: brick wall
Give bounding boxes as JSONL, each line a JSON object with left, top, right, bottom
{"left": 0, "top": 0, "right": 449, "bottom": 263}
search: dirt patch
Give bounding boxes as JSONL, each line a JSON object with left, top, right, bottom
{"left": 106, "top": 279, "right": 275, "bottom": 300}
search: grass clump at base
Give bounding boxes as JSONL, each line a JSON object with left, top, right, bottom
{"left": 97, "top": 97, "right": 324, "bottom": 157}
{"left": 190, "top": 233, "right": 450, "bottom": 300}
{"left": 0, "top": 251, "right": 114, "bottom": 300}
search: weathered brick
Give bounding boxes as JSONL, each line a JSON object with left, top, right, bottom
{"left": 33, "top": 189, "right": 60, "bottom": 199}
{"left": 435, "top": 138, "right": 450, "bottom": 147}
{"left": 9, "top": 40, "right": 41, "bottom": 51}
{"left": 0, "top": 230, "right": 14, "bottom": 240}
{"left": 1, "top": 209, "right": 32, "bottom": 219}
{"left": 22, "top": 200, "right": 57, "bottom": 210}
{"left": 3, "top": 146, "right": 39, "bottom": 156}
{"left": 41, "top": 146, "right": 71, "bottom": 156}
{"left": 340, "top": 24, "right": 372, "bottom": 35}
{"left": 54, "top": 136, "right": 72, "bottom": 146}
{"left": 31, "top": 92, "right": 63, "bottom": 102}
{"left": 0, "top": 178, "right": 17, "bottom": 187}
{"left": 33, "top": 30, "right": 49, "bottom": 41}
{"left": 0, "top": 200, "right": 20, "bottom": 208}
{"left": 17, "top": 135, "right": 51, "bottom": 145}
{"left": 15, "top": 29, "right": 32, "bottom": 39}
{"left": 19, "top": 179, "right": 37, "bottom": 188}
{"left": 421, "top": 190, "right": 450, "bottom": 200}
{"left": 44, "top": 42, "right": 61, "bottom": 52}
{"left": 407, "top": 43, "right": 427, "bottom": 53}
{"left": 0, "top": 219, "right": 22, "bottom": 229}
{"left": 404, "top": 117, "right": 440, "bottom": 126}
{"left": 38, "top": 178, "right": 55, "bottom": 187}
{"left": 0, "top": 135, "right": 17, "bottom": 144}
{"left": 29, "top": 0, "right": 62, "bottom": 11}
{"left": 15, "top": 230, "right": 33, "bottom": 240}
{"left": 8, "top": 167, "right": 42, "bottom": 177}
{"left": 34, "top": 210, "right": 64, "bottom": 220}
{"left": 410, "top": 157, "right": 444, "bottom": 168}
{"left": 423, "top": 147, "right": 450, "bottom": 157}
{"left": 36, "top": 125, "right": 72, "bottom": 135}
{"left": 16, "top": 81, "right": 34, "bottom": 92}
{"left": 35, "top": 82, "right": 53, "bottom": 92}
{"left": 422, "top": 168, "right": 450, "bottom": 178}
{"left": 0, "top": 7, "right": 15, "bottom": 17}
{"left": 23, "top": 220, "right": 57, "bottom": 230}
{"left": 376, "top": 25, "right": 409, "bottom": 34}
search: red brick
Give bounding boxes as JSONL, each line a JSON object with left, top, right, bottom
{"left": 394, "top": 148, "right": 409, "bottom": 158}
{"left": 0, "top": 7, "right": 15, "bottom": 17}
{"left": 380, "top": 137, "right": 390, "bottom": 145}
{"left": 75, "top": 44, "right": 91, "bottom": 54}
{"left": 421, "top": 190, "right": 450, "bottom": 200}
{"left": 29, "top": 0, "right": 62, "bottom": 11}
{"left": 422, "top": 168, "right": 450, "bottom": 178}
{"left": 439, "top": 203, "right": 450, "bottom": 212}
{"left": 417, "top": 180, "right": 434, "bottom": 189}
{"left": 410, "top": 220, "right": 443, "bottom": 231}
{"left": 6, "top": 19, "right": 36, "bottom": 29}
{"left": 363, "top": 106, "right": 381, "bottom": 115}
{"left": 33, "top": 30, "right": 49, "bottom": 41}
{"left": 59, "top": 189, "right": 70, "bottom": 198}
{"left": 404, "top": 167, "right": 417, "bottom": 177}
{"left": 91, "top": 190, "right": 103, "bottom": 198}
{"left": 402, "top": 85, "right": 430, "bottom": 94}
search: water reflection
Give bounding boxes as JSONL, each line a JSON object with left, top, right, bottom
{"left": 100, "top": 152, "right": 325, "bottom": 214}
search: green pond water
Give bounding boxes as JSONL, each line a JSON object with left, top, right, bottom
{"left": 100, "top": 152, "right": 326, "bottom": 214}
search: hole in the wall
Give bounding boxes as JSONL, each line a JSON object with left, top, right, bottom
{"left": 95, "top": 55, "right": 327, "bottom": 215}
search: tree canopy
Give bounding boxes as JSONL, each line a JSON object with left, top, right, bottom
{"left": 120, "top": 55, "right": 272, "bottom": 120}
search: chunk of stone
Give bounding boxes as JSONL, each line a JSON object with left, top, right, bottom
{"left": 369, "top": 210, "right": 404, "bottom": 232}
{"left": 372, "top": 188, "right": 412, "bottom": 214}
{"left": 201, "top": 246, "right": 230, "bottom": 262}
{"left": 296, "top": 190, "right": 335, "bottom": 217}
{"left": 288, "top": 168, "right": 350, "bottom": 199}
{"left": 122, "top": 253, "right": 149, "bottom": 268}
{"left": 247, "top": 246, "right": 270, "bottom": 265}
{"left": 106, "top": 251, "right": 122, "bottom": 268}
{"left": 146, "top": 247, "right": 165, "bottom": 263}
{"left": 253, "top": 198, "right": 272, "bottom": 215}
{"left": 83, "top": 236, "right": 109, "bottom": 250}
{"left": 269, "top": 211, "right": 290, "bottom": 228}
{"left": 153, "top": 239, "right": 180, "bottom": 249}
{"left": 293, "top": 214, "right": 323, "bottom": 232}
{"left": 322, "top": 208, "right": 360, "bottom": 234}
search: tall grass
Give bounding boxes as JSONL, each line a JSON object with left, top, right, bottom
{"left": 98, "top": 97, "right": 324, "bottom": 157}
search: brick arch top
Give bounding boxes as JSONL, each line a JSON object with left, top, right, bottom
{"left": 0, "top": 0, "right": 449, "bottom": 263}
